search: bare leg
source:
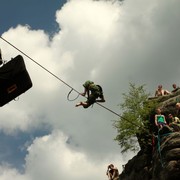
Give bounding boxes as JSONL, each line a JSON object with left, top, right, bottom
{"left": 76, "top": 101, "right": 91, "bottom": 108}
{"left": 75, "top": 102, "right": 88, "bottom": 107}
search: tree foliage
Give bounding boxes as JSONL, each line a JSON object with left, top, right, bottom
{"left": 113, "top": 83, "right": 156, "bottom": 153}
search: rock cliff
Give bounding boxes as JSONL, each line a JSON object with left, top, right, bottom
{"left": 119, "top": 90, "right": 180, "bottom": 180}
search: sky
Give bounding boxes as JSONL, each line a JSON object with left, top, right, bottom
{"left": 0, "top": 0, "right": 180, "bottom": 179}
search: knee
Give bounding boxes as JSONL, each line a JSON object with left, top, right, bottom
{"left": 83, "top": 103, "right": 91, "bottom": 108}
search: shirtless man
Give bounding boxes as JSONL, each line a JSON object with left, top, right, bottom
{"left": 106, "top": 164, "right": 119, "bottom": 180}
{"left": 155, "top": 85, "right": 170, "bottom": 97}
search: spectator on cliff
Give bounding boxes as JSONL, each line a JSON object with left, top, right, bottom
{"left": 155, "top": 85, "right": 171, "bottom": 97}
{"left": 168, "top": 114, "right": 180, "bottom": 125}
{"left": 171, "top": 84, "right": 180, "bottom": 93}
{"left": 155, "top": 108, "right": 167, "bottom": 129}
{"left": 168, "top": 113, "right": 180, "bottom": 132}
{"left": 175, "top": 103, "right": 180, "bottom": 117}
{"left": 106, "top": 164, "right": 119, "bottom": 180}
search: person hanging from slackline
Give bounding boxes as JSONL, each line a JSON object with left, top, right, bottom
{"left": 75, "top": 80, "right": 105, "bottom": 108}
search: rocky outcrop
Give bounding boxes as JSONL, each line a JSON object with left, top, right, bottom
{"left": 119, "top": 132, "right": 180, "bottom": 180}
{"left": 149, "top": 89, "right": 180, "bottom": 116}
{"left": 119, "top": 151, "right": 152, "bottom": 180}
{"left": 152, "top": 132, "right": 180, "bottom": 180}
{"left": 119, "top": 91, "right": 180, "bottom": 180}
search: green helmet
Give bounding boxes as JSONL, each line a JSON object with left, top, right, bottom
{"left": 83, "top": 80, "right": 94, "bottom": 88}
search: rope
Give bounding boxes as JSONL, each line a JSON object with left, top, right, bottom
{"left": 0, "top": 36, "right": 142, "bottom": 129}
{"left": 96, "top": 102, "right": 140, "bottom": 127}
{"left": 0, "top": 36, "right": 77, "bottom": 93}
{"left": 156, "top": 128, "right": 173, "bottom": 168}
{"left": 67, "top": 88, "right": 80, "bottom": 101}
{"left": 157, "top": 129, "right": 164, "bottom": 168}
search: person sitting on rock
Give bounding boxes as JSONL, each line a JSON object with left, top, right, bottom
{"left": 168, "top": 113, "right": 180, "bottom": 125}
{"left": 172, "top": 84, "right": 180, "bottom": 93}
{"left": 175, "top": 103, "right": 180, "bottom": 118}
{"left": 155, "top": 108, "right": 167, "bottom": 129}
{"left": 106, "top": 164, "right": 119, "bottom": 180}
{"left": 155, "top": 85, "right": 171, "bottom": 97}
{"left": 168, "top": 113, "right": 180, "bottom": 132}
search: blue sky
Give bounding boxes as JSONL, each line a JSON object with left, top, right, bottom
{"left": 0, "top": 129, "right": 51, "bottom": 172}
{"left": 0, "top": 0, "right": 66, "bottom": 35}
{"left": 0, "top": 0, "right": 180, "bottom": 179}
{"left": 0, "top": 0, "right": 65, "bottom": 174}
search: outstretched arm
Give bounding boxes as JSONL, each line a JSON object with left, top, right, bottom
{"left": 154, "top": 115, "right": 158, "bottom": 126}
{"left": 80, "top": 88, "right": 88, "bottom": 97}
{"left": 106, "top": 170, "right": 112, "bottom": 180}
{"left": 163, "top": 115, "right": 167, "bottom": 124}
{"left": 80, "top": 88, "right": 89, "bottom": 97}
{"left": 164, "top": 90, "right": 171, "bottom": 95}
{"left": 112, "top": 168, "right": 119, "bottom": 179}
{"left": 155, "top": 90, "right": 158, "bottom": 97}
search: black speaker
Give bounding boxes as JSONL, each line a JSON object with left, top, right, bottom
{"left": 0, "top": 55, "right": 32, "bottom": 107}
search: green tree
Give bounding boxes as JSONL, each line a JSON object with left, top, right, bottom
{"left": 114, "top": 83, "right": 156, "bottom": 153}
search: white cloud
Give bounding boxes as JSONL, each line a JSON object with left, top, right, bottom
{"left": 0, "top": 0, "right": 180, "bottom": 179}
{"left": 25, "top": 130, "right": 111, "bottom": 180}
{"left": 0, "top": 130, "right": 123, "bottom": 180}
{"left": 0, "top": 164, "right": 29, "bottom": 180}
